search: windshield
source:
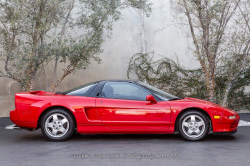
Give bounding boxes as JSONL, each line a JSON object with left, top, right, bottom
{"left": 136, "top": 81, "right": 179, "bottom": 100}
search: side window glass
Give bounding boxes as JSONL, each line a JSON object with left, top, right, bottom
{"left": 66, "top": 83, "right": 98, "bottom": 96}
{"left": 100, "top": 82, "right": 150, "bottom": 101}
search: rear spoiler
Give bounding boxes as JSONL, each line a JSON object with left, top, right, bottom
{"left": 20, "top": 91, "right": 54, "bottom": 95}
{"left": 29, "top": 91, "right": 46, "bottom": 95}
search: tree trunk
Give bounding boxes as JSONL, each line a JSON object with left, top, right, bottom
{"left": 50, "top": 71, "right": 70, "bottom": 92}
{"left": 141, "top": 11, "right": 146, "bottom": 54}
{"left": 42, "top": 63, "right": 48, "bottom": 91}
{"left": 208, "top": 79, "right": 215, "bottom": 103}
{"left": 29, "top": 75, "right": 35, "bottom": 91}
{"left": 52, "top": 1, "right": 75, "bottom": 86}
{"left": 222, "top": 82, "right": 232, "bottom": 107}
{"left": 206, "top": 74, "right": 215, "bottom": 103}
{"left": 53, "top": 58, "right": 58, "bottom": 84}
{"left": 50, "top": 64, "right": 76, "bottom": 92}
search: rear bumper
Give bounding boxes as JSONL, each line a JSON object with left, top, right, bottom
{"left": 10, "top": 109, "right": 19, "bottom": 122}
{"left": 10, "top": 109, "right": 37, "bottom": 128}
{"left": 11, "top": 120, "right": 37, "bottom": 128}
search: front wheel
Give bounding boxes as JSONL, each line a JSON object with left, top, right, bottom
{"left": 41, "top": 109, "right": 75, "bottom": 141}
{"left": 178, "top": 111, "right": 209, "bottom": 141}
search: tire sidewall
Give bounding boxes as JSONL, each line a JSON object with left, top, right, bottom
{"left": 41, "top": 109, "right": 75, "bottom": 141}
{"left": 178, "top": 111, "right": 209, "bottom": 141}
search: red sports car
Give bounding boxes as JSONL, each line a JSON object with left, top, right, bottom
{"left": 8, "top": 80, "right": 240, "bottom": 141}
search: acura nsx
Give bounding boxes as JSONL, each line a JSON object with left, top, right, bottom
{"left": 8, "top": 80, "right": 240, "bottom": 141}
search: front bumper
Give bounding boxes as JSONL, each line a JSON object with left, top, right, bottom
{"left": 213, "top": 113, "right": 240, "bottom": 133}
{"left": 213, "top": 130, "right": 237, "bottom": 135}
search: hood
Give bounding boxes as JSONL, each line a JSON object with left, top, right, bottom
{"left": 182, "top": 97, "right": 224, "bottom": 108}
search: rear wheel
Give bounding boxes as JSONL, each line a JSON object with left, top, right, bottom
{"left": 178, "top": 111, "right": 209, "bottom": 141}
{"left": 41, "top": 109, "right": 75, "bottom": 141}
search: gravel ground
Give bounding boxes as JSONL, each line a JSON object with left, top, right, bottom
{"left": 0, "top": 113, "right": 250, "bottom": 166}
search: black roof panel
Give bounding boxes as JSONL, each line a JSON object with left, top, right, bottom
{"left": 97, "top": 79, "right": 139, "bottom": 83}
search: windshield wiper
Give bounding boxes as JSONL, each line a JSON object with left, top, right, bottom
{"left": 55, "top": 92, "right": 65, "bottom": 95}
{"left": 168, "top": 97, "right": 183, "bottom": 101}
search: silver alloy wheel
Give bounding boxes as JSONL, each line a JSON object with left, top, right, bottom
{"left": 45, "top": 113, "right": 69, "bottom": 138}
{"left": 181, "top": 115, "right": 205, "bottom": 138}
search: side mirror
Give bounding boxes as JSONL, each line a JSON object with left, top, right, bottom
{"left": 146, "top": 95, "right": 157, "bottom": 104}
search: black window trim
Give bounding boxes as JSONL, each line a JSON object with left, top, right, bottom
{"left": 88, "top": 81, "right": 105, "bottom": 97}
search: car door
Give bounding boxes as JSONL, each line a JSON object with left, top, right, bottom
{"left": 95, "top": 82, "right": 171, "bottom": 130}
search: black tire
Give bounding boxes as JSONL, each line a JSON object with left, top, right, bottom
{"left": 178, "top": 111, "right": 209, "bottom": 141}
{"left": 41, "top": 108, "right": 75, "bottom": 141}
